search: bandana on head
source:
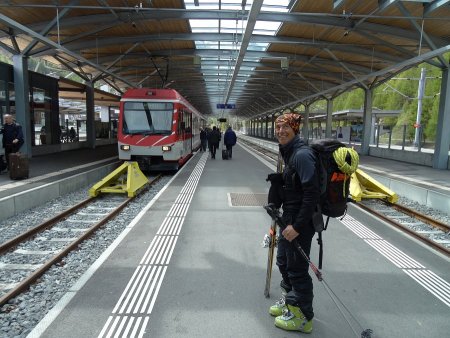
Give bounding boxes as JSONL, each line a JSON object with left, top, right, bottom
{"left": 275, "top": 113, "right": 301, "bottom": 134}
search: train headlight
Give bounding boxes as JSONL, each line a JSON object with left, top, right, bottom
{"left": 120, "top": 145, "right": 130, "bottom": 151}
{"left": 162, "top": 146, "right": 172, "bottom": 152}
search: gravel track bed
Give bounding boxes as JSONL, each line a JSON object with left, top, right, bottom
{"left": 0, "top": 176, "right": 171, "bottom": 338}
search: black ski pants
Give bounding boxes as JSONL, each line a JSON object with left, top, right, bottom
{"left": 276, "top": 218, "right": 315, "bottom": 320}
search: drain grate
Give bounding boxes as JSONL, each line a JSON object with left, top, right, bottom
{"left": 229, "top": 193, "right": 267, "bottom": 207}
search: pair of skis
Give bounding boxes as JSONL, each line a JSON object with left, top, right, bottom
{"left": 263, "top": 152, "right": 283, "bottom": 298}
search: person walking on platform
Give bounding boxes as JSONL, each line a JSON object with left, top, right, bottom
{"left": 269, "top": 112, "right": 320, "bottom": 334}
{"left": 223, "top": 126, "right": 237, "bottom": 159}
{"left": 200, "top": 127, "right": 207, "bottom": 151}
{"left": 208, "top": 126, "right": 221, "bottom": 159}
{"left": 1, "top": 114, "right": 24, "bottom": 171}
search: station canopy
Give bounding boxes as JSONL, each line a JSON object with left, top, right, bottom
{"left": 0, "top": 0, "right": 449, "bottom": 119}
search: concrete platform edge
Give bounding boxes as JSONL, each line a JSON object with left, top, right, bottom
{"left": 0, "top": 162, "right": 119, "bottom": 222}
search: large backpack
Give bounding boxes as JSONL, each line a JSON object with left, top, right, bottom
{"left": 292, "top": 139, "right": 359, "bottom": 268}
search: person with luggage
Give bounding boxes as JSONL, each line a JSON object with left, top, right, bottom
{"left": 200, "top": 127, "right": 207, "bottom": 151}
{"left": 1, "top": 114, "right": 24, "bottom": 171}
{"left": 208, "top": 126, "right": 221, "bottom": 159}
{"left": 223, "top": 126, "right": 237, "bottom": 159}
{"left": 268, "top": 112, "right": 320, "bottom": 334}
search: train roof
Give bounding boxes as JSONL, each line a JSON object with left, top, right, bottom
{"left": 121, "top": 88, "right": 203, "bottom": 117}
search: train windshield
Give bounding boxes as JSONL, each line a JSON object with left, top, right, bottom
{"left": 122, "top": 101, "right": 173, "bottom": 135}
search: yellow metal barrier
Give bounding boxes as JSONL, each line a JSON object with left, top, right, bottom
{"left": 89, "top": 161, "right": 149, "bottom": 198}
{"left": 350, "top": 168, "right": 398, "bottom": 203}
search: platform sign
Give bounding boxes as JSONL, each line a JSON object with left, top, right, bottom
{"left": 216, "top": 104, "right": 236, "bottom": 109}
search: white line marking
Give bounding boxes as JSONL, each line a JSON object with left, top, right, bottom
{"left": 341, "top": 216, "right": 450, "bottom": 308}
{"left": 97, "top": 152, "right": 208, "bottom": 336}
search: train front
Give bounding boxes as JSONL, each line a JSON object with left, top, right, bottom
{"left": 118, "top": 89, "right": 183, "bottom": 171}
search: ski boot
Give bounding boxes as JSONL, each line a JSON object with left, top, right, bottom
{"left": 269, "top": 285, "right": 289, "bottom": 316}
{"left": 274, "top": 304, "right": 313, "bottom": 333}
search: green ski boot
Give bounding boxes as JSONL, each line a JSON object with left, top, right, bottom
{"left": 269, "top": 297, "right": 286, "bottom": 316}
{"left": 269, "top": 286, "right": 289, "bottom": 316}
{"left": 274, "top": 304, "right": 313, "bottom": 333}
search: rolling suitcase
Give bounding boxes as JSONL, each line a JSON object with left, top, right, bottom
{"left": 9, "top": 152, "right": 29, "bottom": 180}
{"left": 222, "top": 148, "right": 229, "bottom": 160}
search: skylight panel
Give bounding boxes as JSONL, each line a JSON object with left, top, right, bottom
{"left": 220, "top": 19, "right": 246, "bottom": 34}
{"left": 196, "top": 41, "right": 219, "bottom": 49}
{"left": 184, "top": 0, "right": 293, "bottom": 112}
{"left": 247, "top": 42, "right": 268, "bottom": 51}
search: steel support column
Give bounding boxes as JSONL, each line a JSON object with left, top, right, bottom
{"left": 303, "top": 105, "right": 309, "bottom": 141}
{"left": 361, "top": 88, "right": 373, "bottom": 155}
{"left": 271, "top": 114, "right": 275, "bottom": 139}
{"left": 433, "top": 67, "right": 450, "bottom": 169}
{"left": 85, "top": 81, "right": 96, "bottom": 149}
{"left": 326, "top": 98, "right": 333, "bottom": 138}
{"left": 12, "top": 55, "right": 31, "bottom": 157}
{"left": 265, "top": 115, "right": 269, "bottom": 138}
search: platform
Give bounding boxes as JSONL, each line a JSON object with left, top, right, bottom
{"left": 0, "top": 144, "right": 119, "bottom": 221}
{"left": 28, "top": 143, "right": 450, "bottom": 338}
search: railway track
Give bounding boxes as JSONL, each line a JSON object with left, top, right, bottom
{"left": 357, "top": 200, "right": 450, "bottom": 256}
{"left": 0, "top": 174, "right": 162, "bottom": 307}
{"left": 241, "top": 138, "right": 450, "bottom": 256}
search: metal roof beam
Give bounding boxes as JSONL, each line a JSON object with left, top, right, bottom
{"left": 333, "top": 0, "right": 345, "bottom": 10}
{"left": 23, "top": 0, "right": 79, "bottom": 56}
{"left": 0, "top": 13, "right": 136, "bottom": 87}
{"left": 13, "top": 10, "right": 448, "bottom": 47}
{"left": 378, "top": 0, "right": 400, "bottom": 12}
{"left": 424, "top": 0, "right": 450, "bottom": 15}
{"left": 223, "top": 0, "right": 263, "bottom": 104}
{"left": 39, "top": 32, "right": 404, "bottom": 65}
{"left": 396, "top": 1, "right": 448, "bottom": 67}
{"left": 93, "top": 42, "right": 141, "bottom": 82}
{"left": 0, "top": 39, "right": 17, "bottom": 54}
{"left": 355, "top": 29, "right": 442, "bottom": 68}
{"left": 258, "top": 44, "right": 450, "bottom": 116}
{"left": 91, "top": 49, "right": 374, "bottom": 76}
{"left": 30, "top": 22, "right": 120, "bottom": 56}
{"left": 324, "top": 48, "right": 369, "bottom": 89}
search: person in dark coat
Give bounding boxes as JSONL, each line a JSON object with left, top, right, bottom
{"left": 208, "top": 126, "right": 221, "bottom": 159}
{"left": 269, "top": 113, "right": 320, "bottom": 334}
{"left": 1, "top": 114, "right": 24, "bottom": 170}
{"left": 223, "top": 126, "right": 237, "bottom": 159}
{"left": 200, "top": 127, "right": 207, "bottom": 151}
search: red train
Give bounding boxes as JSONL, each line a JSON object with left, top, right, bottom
{"left": 118, "top": 88, "right": 205, "bottom": 171}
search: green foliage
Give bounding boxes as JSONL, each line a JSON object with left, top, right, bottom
{"left": 333, "top": 59, "right": 445, "bottom": 143}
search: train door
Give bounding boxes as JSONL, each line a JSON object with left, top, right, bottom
{"left": 179, "top": 108, "right": 188, "bottom": 155}
{"left": 189, "top": 112, "right": 193, "bottom": 152}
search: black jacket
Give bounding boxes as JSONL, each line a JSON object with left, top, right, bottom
{"left": 1, "top": 122, "right": 24, "bottom": 150}
{"left": 280, "top": 135, "right": 320, "bottom": 233}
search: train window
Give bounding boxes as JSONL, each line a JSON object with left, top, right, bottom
{"left": 123, "top": 101, "right": 173, "bottom": 135}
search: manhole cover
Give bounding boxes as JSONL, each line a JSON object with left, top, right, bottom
{"left": 228, "top": 193, "right": 267, "bottom": 207}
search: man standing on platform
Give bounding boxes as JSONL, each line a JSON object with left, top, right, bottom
{"left": 223, "top": 125, "right": 237, "bottom": 159}
{"left": 208, "top": 126, "right": 221, "bottom": 159}
{"left": 200, "top": 127, "right": 207, "bottom": 151}
{"left": 1, "top": 114, "right": 24, "bottom": 171}
{"left": 268, "top": 112, "right": 320, "bottom": 334}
